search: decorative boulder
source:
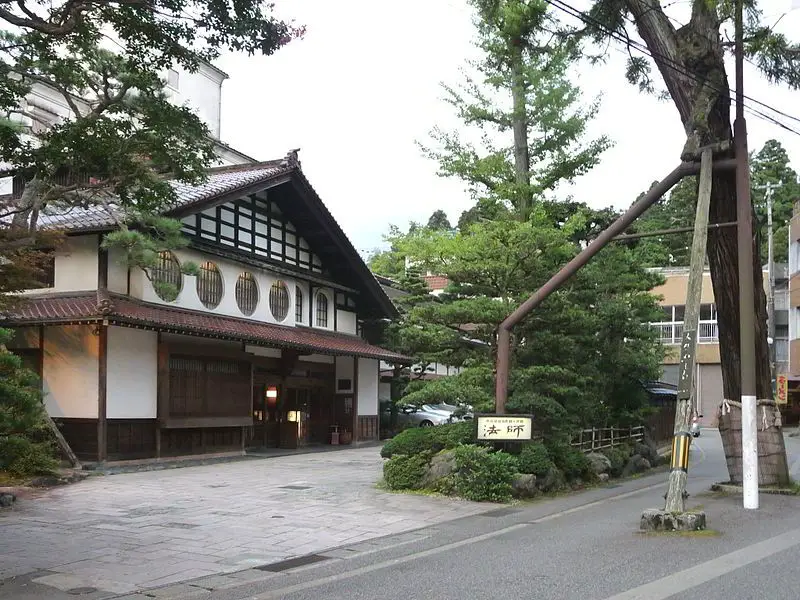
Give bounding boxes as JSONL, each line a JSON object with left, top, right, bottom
{"left": 420, "top": 450, "right": 457, "bottom": 488}
{"left": 634, "top": 441, "right": 661, "bottom": 467}
{"left": 512, "top": 473, "right": 538, "bottom": 498}
{"left": 640, "top": 508, "right": 706, "bottom": 532}
{"left": 622, "top": 454, "right": 651, "bottom": 477}
{"left": 598, "top": 473, "right": 610, "bottom": 483}
{"left": 586, "top": 452, "right": 612, "bottom": 475}
{"left": 538, "top": 466, "right": 567, "bottom": 493}
{"left": 0, "top": 492, "right": 16, "bottom": 508}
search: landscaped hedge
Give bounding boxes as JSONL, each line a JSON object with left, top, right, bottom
{"left": 383, "top": 453, "right": 430, "bottom": 490}
{"left": 380, "top": 421, "right": 475, "bottom": 459}
{"left": 516, "top": 443, "right": 554, "bottom": 477}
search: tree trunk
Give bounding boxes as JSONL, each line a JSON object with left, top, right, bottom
{"left": 626, "top": 0, "right": 789, "bottom": 484}
{"left": 511, "top": 44, "right": 531, "bottom": 215}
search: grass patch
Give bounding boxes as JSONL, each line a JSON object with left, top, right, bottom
{"left": 640, "top": 528, "right": 721, "bottom": 538}
{"left": 0, "top": 471, "right": 27, "bottom": 486}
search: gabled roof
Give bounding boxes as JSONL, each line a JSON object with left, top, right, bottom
{"left": 33, "top": 156, "right": 397, "bottom": 319}
{"left": 4, "top": 291, "right": 411, "bottom": 363}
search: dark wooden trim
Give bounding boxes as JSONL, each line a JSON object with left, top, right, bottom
{"left": 164, "top": 342, "right": 254, "bottom": 360}
{"left": 352, "top": 357, "right": 359, "bottom": 442}
{"left": 308, "top": 284, "right": 314, "bottom": 325}
{"left": 98, "top": 242, "right": 108, "bottom": 289}
{"left": 333, "top": 305, "right": 338, "bottom": 331}
{"left": 160, "top": 416, "right": 253, "bottom": 429}
{"left": 126, "top": 267, "right": 131, "bottom": 295}
{"left": 97, "top": 323, "right": 108, "bottom": 462}
{"left": 156, "top": 333, "right": 168, "bottom": 458}
{"left": 38, "top": 325, "right": 44, "bottom": 380}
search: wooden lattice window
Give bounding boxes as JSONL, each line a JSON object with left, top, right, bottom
{"left": 316, "top": 292, "right": 329, "bottom": 327}
{"left": 295, "top": 286, "right": 304, "bottom": 323}
{"left": 235, "top": 272, "right": 258, "bottom": 316}
{"left": 196, "top": 261, "right": 223, "bottom": 309}
{"left": 151, "top": 251, "right": 182, "bottom": 301}
{"left": 269, "top": 280, "right": 290, "bottom": 321}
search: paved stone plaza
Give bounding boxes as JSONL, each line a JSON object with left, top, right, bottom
{"left": 0, "top": 447, "right": 487, "bottom": 596}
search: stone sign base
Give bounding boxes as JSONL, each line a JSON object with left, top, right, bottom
{"left": 640, "top": 508, "right": 707, "bottom": 532}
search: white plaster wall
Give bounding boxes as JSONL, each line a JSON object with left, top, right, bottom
{"left": 336, "top": 310, "right": 357, "bottom": 335}
{"left": 379, "top": 382, "right": 391, "bottom": 402}
{"left": 357, "top": 358, "right": 379, "bottom": 416}
{"left": 54, "top": 234, "right": 98, "bottom": 291}
{"left": 107, "top": 327, "right": 157, "bottom": 419}
{"left": 42, "top": 325, "right": 98, "bottom": 418}
{"left": 245, "top": 345, "right": 282, "bottom": 358}
{"left": 301, "top": 354, "right": 335, "bottom": 364}
{"left": 335, "top": 356, "right": 354, "bottom": 394}
{"left": 164, "top": 63, "right": 225, "bottom": 138}
{"left": 107, "top": 246, "right": 129, "bottom": 294}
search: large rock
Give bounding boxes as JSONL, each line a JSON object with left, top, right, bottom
{"left": 420, "top": 450, "right": 456, "bottom": 488}
{"left": 586, "top": 452, "right": 612, "bottom": 475}
{"left": 538, "top": 467, "right": 567, "bottom": 493}
{"left": 640, "top": 508, "right": 706, "bottom": 532}
{"left": 622, "top": 454, "right": 651, "bottom": 477}
{"left": 0, "top": 493, "right": 16, "bottom": 509}
{"left": 512, "top": 473, "right": 538, "bottom": 498}
{"left": 634, "top": 440, "right": 661, "bottom": 467}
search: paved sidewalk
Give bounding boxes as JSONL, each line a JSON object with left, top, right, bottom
{"left": 0, "top": 447, "right": 487, "bottom": 597}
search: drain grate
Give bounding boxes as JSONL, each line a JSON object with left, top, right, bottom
{"left": 479, "top": 507, "right": 521, "bottom": 518}
{"left": 279, "top": 485, "right": 311, "bottom": 490}
{"left": 255, "top": 554, "right": 330, "bottom": 572}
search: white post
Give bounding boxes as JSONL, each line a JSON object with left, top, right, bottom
{"left": 742, "top": 395, "right": 759, "bottom": 509}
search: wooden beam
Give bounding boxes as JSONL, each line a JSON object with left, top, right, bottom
{"left": 665, "top": 148, "right": 714, "bottom": 513}
{"left": 97, "top": 323, "right": 108, "bottom": 463}
{"left": 352, "top": 357, "right": 359, "bottom": 443}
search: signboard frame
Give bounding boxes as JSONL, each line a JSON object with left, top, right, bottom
{"left": 474, "top": 413, "right": 534, "bottom": 442}
{"left": 776, "top": 374, "right": 788, "bottom": 405}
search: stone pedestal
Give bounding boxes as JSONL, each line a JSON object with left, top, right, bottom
{"left": 640, "top": 508, "right": 706, "bottom": 532}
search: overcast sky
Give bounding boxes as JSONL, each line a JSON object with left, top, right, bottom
{"left": 214, "top": 0, "right": 800, "bottom": 256}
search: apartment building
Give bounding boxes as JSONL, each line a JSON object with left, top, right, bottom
{"left": 650, "top": 265, "right": 789, "bottom": 426}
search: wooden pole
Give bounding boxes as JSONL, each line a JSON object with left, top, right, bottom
{"left": 664, "top": 149, "right": 713, "bottom": 513}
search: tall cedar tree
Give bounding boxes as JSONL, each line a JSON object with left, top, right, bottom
{"left": 573, "top": 0, "right": 796, "bottom": 482}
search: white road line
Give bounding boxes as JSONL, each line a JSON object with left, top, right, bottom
{"left": 248, "top": 482, "right": 665, "bottom": 599}
{"left": 601, "top": 526, "right": 800, "bottom": 600}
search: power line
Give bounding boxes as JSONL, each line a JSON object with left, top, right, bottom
{"left": 544, "top": 0, "right": 800, "bottom": 137}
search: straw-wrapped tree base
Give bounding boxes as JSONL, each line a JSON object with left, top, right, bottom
{"left": 717, "top": 399, "right": 790, "bottom": 486}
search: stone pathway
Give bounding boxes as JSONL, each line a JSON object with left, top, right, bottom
{"left": 0, "top": 447, "right": 487, "bottom": 597}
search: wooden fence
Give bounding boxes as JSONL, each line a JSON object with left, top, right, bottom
{"left": 570, "top": 426, "right": 645, "bottom": 453}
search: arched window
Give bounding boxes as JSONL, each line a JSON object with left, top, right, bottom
{"left": 269, "top": 281, "right": 290, "bottom": 322}
{"left": 151, "top": 251, "right": 182, "bottom": 302}
{"left": 235, "top": 272, "right": 258, "bottom": 316}
{"left": 316, "top": 292, "right": 329, "bottom": 328}
{"left": 196, "top": 261, "right": 223, "bottom": 309}
{"left": 295, "top": 286, "right": 304, "bottom": 323}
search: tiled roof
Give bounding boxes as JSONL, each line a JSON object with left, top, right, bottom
{"left": 36, "top": 161, "right": 292, "bottom": 232}
{"left": 5, "top": 291, "right": 410, "bottom": 363}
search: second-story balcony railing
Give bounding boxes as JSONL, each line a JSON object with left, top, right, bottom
{"left": 651, "top": 321, "right": 718, "bottom": 344}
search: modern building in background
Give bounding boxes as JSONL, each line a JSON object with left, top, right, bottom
{"left": 650, "top": 264, "right": 789, "bottom": 426}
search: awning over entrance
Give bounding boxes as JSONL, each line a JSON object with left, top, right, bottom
{"left": 4, "top": 291, "right": 411, "bottom": 363}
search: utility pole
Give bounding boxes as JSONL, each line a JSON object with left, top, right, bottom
{"left": 734, "top": 0, "right": 759, "bottom": 510}
{"left": 766, "top": 182, "right": 775, "bottom": 382}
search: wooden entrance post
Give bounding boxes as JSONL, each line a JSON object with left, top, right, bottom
{"left": 664, "top": 148, "right": 713, "bottom": 513}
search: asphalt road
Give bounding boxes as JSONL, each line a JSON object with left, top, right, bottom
{"left": 188, "top": 430, "right": 800, "bottom": 600}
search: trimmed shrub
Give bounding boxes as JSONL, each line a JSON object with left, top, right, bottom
{"left": 517, "top": 443, "right": 554, "bottom": 477}
{"left": 545, "top": 440, "right": 593, "bottom": 482}
{"left": 601, "top": 447, "right": 630, "bottom": 477}
{"left": 0, "top": 436, "right": 57, "bottom": 478}
{"left": 380, "top": 422, "right": 475, "bottom": 459}
{"left": 383, "top": 453, "right": 430, "bottom": 490}
{"left": 451, "top": 445, "right": 517, "bottom": 502}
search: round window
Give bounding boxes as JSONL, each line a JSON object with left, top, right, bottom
{"left": 269, "top": 281, "right": 290, "bottom": 321}
{"left": 151, "top": 251, "right": 182, "bottom": 302}
{"left": 196, "top": 261, "right": 223, "bottom": 309}
{"left": 235, "top": 272, "right": 259, "bottom": 316}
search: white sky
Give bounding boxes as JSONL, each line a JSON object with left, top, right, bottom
{"left": 214, "top": 0, "right": 800, "bottom": 256}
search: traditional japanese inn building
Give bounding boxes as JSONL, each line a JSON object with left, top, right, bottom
{"left": 4, "top": 156, "right": 409, "bottom": 463}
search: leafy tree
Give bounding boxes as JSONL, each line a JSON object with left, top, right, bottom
{"left": 0, "top": 328, "right": 57, "bottom": 477}
{"left": 751, "top": 139, "right": 800, "bottom": 264}
{"left": 427, "top": 209, "right": 453, "bottom": 230}
{"left": 574, "top": 0, "right": 795, "bottom": 482}
{"left": 0, "top": 0, "right": 302, "bottom": 296}
{"left": 419, "top": 0, "right": 610, "bottom": 220}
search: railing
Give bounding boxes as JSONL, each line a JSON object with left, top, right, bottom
{"left": 570, "top": 426, "right": 645, "bottom": 453}
{"left": 650, "top": 321, "right": 718, "bottom": 344}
